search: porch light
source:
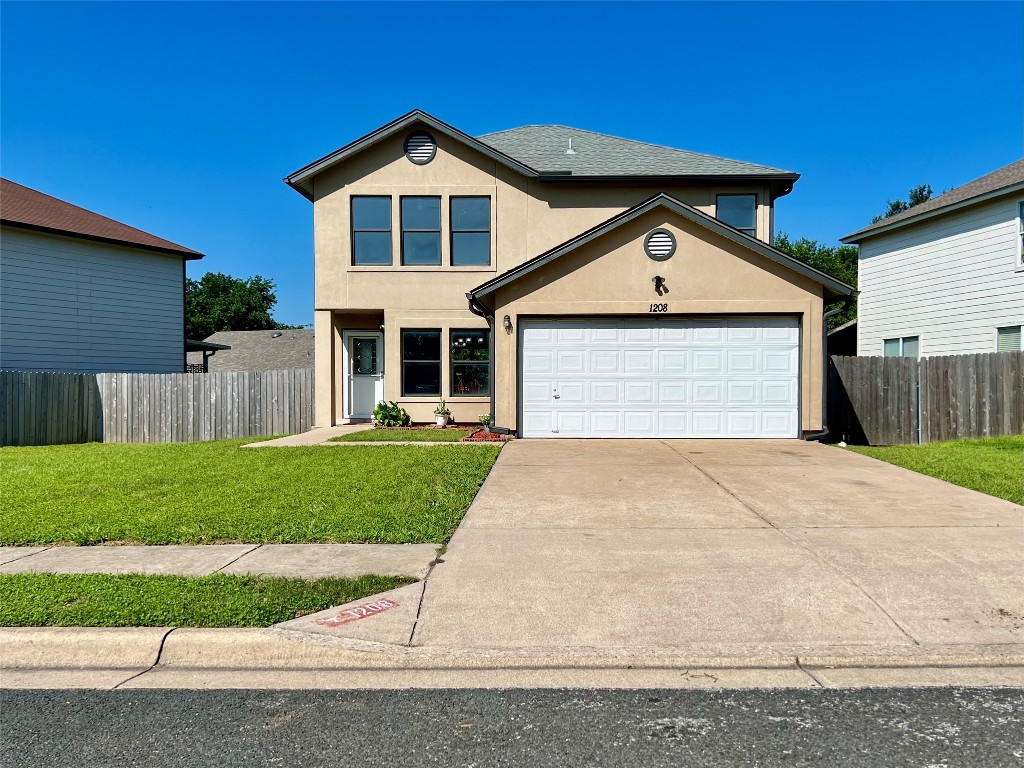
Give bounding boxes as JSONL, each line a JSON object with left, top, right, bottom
{"left": 503, "top": 315, "right": 513, "bottom": 334}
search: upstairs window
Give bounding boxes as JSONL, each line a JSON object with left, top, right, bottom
{"left": 401, "top": 196, "right": 441, "bottom": 266}
{"left": 450, "top": 197, "right": 491, "bottom": 266}
{"left": 716, "top": 194, "right": 757, "bottom": 237}
{"left": 997, "top": 325, "right": 1022, "bottom": 352}
{"left": 351, "top": 196, "right": 392, "bottom": 265}
{"left": 883, "top": 336, "right": 919, "bottom": 358}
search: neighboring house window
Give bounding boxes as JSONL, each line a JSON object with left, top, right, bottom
{"left": 716, "top": 194, "right": 757, "bottom": 237}
{"left": 451, "top": 329, "right": 489, "bottom": 396}
{"left": 997, "top": 325, "right": 1022, "bottom": 352}
{"left": 883, "top": 336, "right": 920, "bottom": 358}
{"left": 1018, "top": 201, "right": 1024, "bottom": 268}
{"left": 351, "top": 196, "right": 392, "bottom": 265}
{"left": 450, "top": 197, "right": 491, "bottom": 266}
{"left": 401, "top": 329, "right": 441, "bottom": 396}
{"left": 401, "top": 196, "right": 441, "bottom": 266}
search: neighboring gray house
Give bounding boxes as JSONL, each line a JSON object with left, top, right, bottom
{"left": 842, "top": 160, "right": 1024, "bottom": 357}
{"left": 0, "top": 178, "right": 203, "bottom": 373}
{"left": 186, "top": 329, "right": 314, "bottom": 372}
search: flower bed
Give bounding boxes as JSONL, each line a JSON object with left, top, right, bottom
{"left": 461, "top": 429, "right": 512, "bottom": 443}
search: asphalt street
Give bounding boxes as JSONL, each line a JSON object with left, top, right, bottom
{"left": 2, "top": 687, "right": 1022, "bottom": 767}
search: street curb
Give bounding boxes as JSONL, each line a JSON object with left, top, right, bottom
{"left": 3, "top": 628, "right": 1024, "bottom": 674}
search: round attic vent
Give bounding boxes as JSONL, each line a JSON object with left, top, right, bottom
{"left": 644, "top": 229, "right": 676, "bottom": 261}
{"left": 404, "top": 131, "right": 437, "bottom": 165}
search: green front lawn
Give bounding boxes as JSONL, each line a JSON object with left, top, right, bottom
{"left": 0, "top": 573, "right": 412, "bottom": 628}
{"left": 331, "top": 429, "right": 475, "bottom": 443}
{"left": 0, "top": 440, "right": 501, "bottom": 545}
{"left": 847, "top": 436, "right": 1024, "bottom": 505}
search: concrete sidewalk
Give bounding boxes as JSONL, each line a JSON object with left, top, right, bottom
{"left": 242, "top": 424, "right": 372, "bottom": 447}
{"left": 0, "top": 543, "right": 439, "bottom": 579}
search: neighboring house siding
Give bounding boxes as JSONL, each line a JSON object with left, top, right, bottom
{"left": 857, "top": 196, "right": 1024, "bottom": 356}
{"left": 0, "top": 227, "right": 185, "bottom": 373}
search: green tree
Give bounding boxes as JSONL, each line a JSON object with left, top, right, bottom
{"left": 871, "top": 184, "right": 933, "bottom": 223}
{"left": 773, "top": 233, "right": 858, "bottom": 331}
{"left": 184, "top": 272, "right": 299, "bottom": 339}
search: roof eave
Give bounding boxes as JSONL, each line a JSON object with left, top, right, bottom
{"left": 469, "top": 194, "right": 855, "bottom": 301}
{"left": 841, "top": 181, "right": 1024, "bottom": 243}
{"left": 0, "top": 219, "right": 204, "bottom": 260}
{"left": 283, "top": 109, "right": 540, "bottom": 201}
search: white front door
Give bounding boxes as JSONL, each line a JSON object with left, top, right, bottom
{"left": 344, "top": 331, "right": 384, "bottom": 419}
{"left": 519, "top": 316, "right": 800, "bottom": 438}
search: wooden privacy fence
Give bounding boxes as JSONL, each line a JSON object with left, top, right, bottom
{"left": 829, "top": 352, "right": 1024, "bottom": 445}
{"left": 0, "top": 368, "right": 314, "bottom": 446}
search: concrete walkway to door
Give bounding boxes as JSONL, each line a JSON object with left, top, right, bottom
{"left": 408, "top": 439, "right": 1023, "bottom": 662}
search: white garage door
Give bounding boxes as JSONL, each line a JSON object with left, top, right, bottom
{"left": 520, "top": 316, "right": 800, "bottom": 438}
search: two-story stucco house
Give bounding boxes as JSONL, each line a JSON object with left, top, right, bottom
{"left": 1, "top": 178, "right": 204, "bottom": 373}
{"left": 842, "top": 159, "right": 1024, "bottom": 358}
{"left": 286, "top": 110, "right": 854, "bottom": 439}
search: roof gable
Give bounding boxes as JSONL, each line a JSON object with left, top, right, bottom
{"left": 468, "top": 194, "right": 855, "bottom": 300}
{"left": 842, "top": 159, "right": 1024, "bottom": 243}
{"left": 0, "top": 178, "right": 203, "bottom": 259}
{"left": 284, "top": 110, "right": 539, "bottom": 200}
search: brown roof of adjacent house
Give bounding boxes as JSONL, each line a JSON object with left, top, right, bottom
{"left": 842, "top": 159, "right": 1024, "bottom": 243}
{"left": 186, "top": 329, "right": 314, "bottom": 372}
{"left": 0, "top": 178, "right": 204, "bottom": 259}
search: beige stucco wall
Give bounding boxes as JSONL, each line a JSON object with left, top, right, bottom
{"left": 487, "top": 208, "right": 826, "bottom": 433}
{"left": 308, "top": 120, "right": 798, "bottom": 428}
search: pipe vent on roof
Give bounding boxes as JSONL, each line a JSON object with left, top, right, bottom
{"left": 404, "top": 131, "right": 437, "bottom": 165}
{"left": 644, "top": 229, "right": 676, "bottom": 261}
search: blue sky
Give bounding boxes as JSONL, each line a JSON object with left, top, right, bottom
{"left": 2, "top": 1, "right": 1021, "bottom": 326}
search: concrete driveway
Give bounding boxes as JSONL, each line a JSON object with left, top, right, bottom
{"left": 411, "top": 440, "right": 1024, "bottom": 658}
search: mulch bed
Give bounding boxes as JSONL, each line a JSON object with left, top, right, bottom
{"left": 460, "top": 429, "right": 512, "bottom": 443}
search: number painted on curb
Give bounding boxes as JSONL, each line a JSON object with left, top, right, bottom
{"left": 315, "top": 597, "right": 399, "bottom": 627}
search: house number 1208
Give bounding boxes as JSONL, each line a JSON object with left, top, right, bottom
{"left": 649, "top": 303, "right": 668, "bottom": 313}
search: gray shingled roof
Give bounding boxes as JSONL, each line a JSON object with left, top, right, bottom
{"left": 186, "top": 329, "right": 314, "bottom": 372}
{"left": 477, "top": 125, "right": 797, "bottom": 178}
{"left": 843, "top": 158, "right": 1024, "bottom": 242}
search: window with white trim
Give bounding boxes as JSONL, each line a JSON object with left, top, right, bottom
{"left": 997, "top": 325, "right": 1022, "bottom": 352}
{"left": 883, "top": 336, "right": 919, "bottom": 358}
{"left": 1017, "top": 201, "right": 1023, "bottom": 268}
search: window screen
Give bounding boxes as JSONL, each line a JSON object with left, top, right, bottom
{"left": 351, "top": 196, "right": 392, "bottom": 265}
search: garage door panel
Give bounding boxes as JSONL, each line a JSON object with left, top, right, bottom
{"left": 589, "top": 411, "right": 622, "bottom": 435}
{"left": 658, "top": 411, "right": 692, "bottom": 435}
{"left": 590, "top": 381, "right": 621, "bottom": 404}
{"left": 557, "top": 381, "right": 586, "bottom": 404}
{"left": 590, "top": 350, "right": 621, "bottom": 373}
{"left": 763, "top": 380, "right": 797, "bottom": 405}
{"left": 658, "top": 380, "right": 688, "bottom": 404}
{"left": 555, "top": 350, "right": 586, "bottom": 374}
{"left": 693, "top": 381, "right": 725, "bottom": 404}
{"left": 625, "top": 411, "right": 655, "bottom": 433}
{"left": 762, "top": 348, "right": 799, "bottom": 375}
{"left": 726, "top": 411, "right": 758, "bottom": 436}
{"left": 520, "top": 317, "right": 799, "bottom": 438}
{"left": 522, "top": 381, "right": 553, "bottom": 405}
{"left": 658, "top": 350, "right": 689, "bottom": 373}
{"left": 693, "top": 350, "right": 724, "bottom": 373}
{"left": 523, "top": 350, "right": 554, "bottom": 375}
{"left": 624, "top": 350, "right": 654, "bottom": 374}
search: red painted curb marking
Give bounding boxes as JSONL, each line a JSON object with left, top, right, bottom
{"left": 315, "top": 597, "right": 399, "bottom": 627}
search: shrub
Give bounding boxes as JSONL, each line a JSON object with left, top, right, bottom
{"left": 373, "top": 401, "right": 410, "bottom": 427}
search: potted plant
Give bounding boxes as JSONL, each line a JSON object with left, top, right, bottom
{"left": 478, "top": 414, "right": 492, "bottom": 433}
{"left": 434, "top": 398, "right": 451, "bottom": 427}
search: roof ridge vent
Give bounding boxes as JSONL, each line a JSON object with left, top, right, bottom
{"left": 565, "top": 138, "right": 576, "bottom": 155}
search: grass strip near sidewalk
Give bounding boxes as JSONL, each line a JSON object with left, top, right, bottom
{"left": 0, "top": 439, "right": 501, "bottom": 545}
{"left": 847, "top": 436, "right": 1024, "bottom": 505}
{"left": 0, "top": 573, "right": 414, "bottom": 628}
{"left": 330, "top": 429, "right": 475, "bottom": 443}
